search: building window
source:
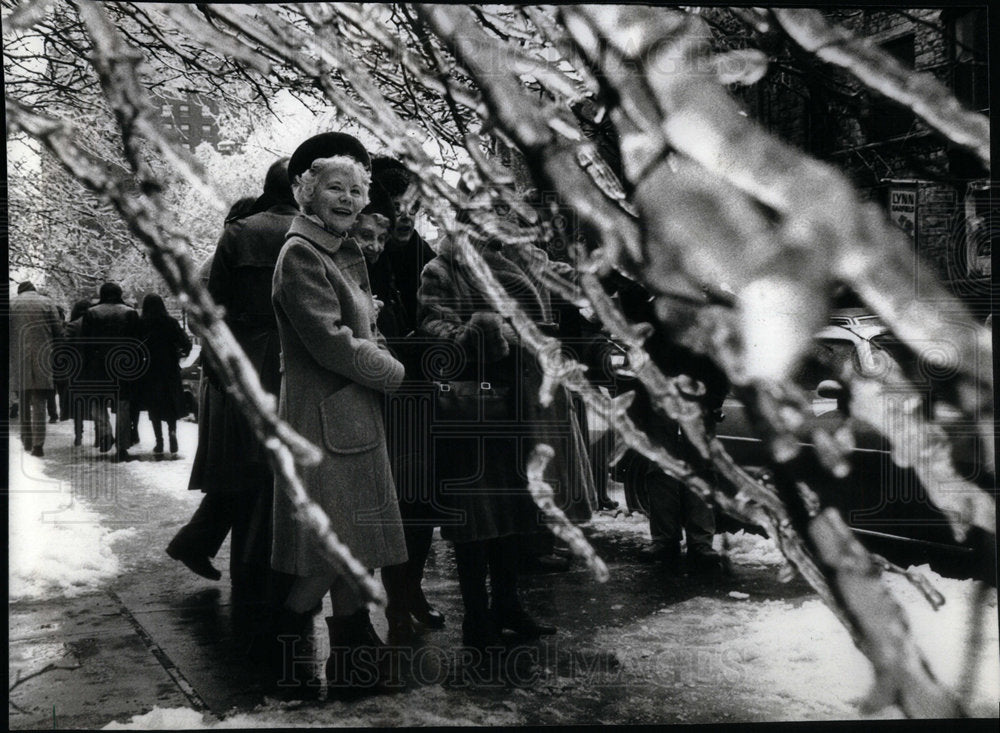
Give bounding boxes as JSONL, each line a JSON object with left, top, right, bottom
{"left": 161, "top": 104, "right": 171, "bottom": 116}
{"left": 951, "top": 9, "right": 988, "bottom": 112}
{"left": 201, "top": 125, "right": 212, "bottom": 133}
{"left": 180, "top": 124, "right": 190, "bottom": 131}
{"left": 202, "top": 104, "right": 212, "bottom": 115}
{"left": 867, "top": 34, "right": 916, "bottom": 140}
{"left": 179, "top": 104, "right": 189, "bottom": 113}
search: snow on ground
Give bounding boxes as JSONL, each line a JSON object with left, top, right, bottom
{"left": 103, "top": 684, "right": 524, "bottom": 729}
{"left": 8, "top": 418, "right": 199, "bottom": 602}
{"left": 8, "top": 448, "right": 133, "bottom": 601}
{"left": 13, "top": 426, "right": 999, "bottom": 725}
{"left": 584, "top": 487, "right": 998, "bottom": 720}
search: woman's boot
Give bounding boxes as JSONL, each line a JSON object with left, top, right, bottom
{"left": 168, "top": 427, "right": 179, "bottom": 455}
{"left": 270, "top": 606, "right": 321, "bottom": 700}
{"left": 405, "top": 526, "right": 444, "bottom": 629}
{"left": 488, "top": 535, "right": 556, "bottom": 639}
{"left": 326, "top": 609, "right": 401, "bottom": 697}
{"left": 152, "top": 421, "right": 164, "bottom": 455}
{"left": 454, "top": 540, "right": 501, "bottom": 652}
{"left": 381, "top": 563, "right": 416, "bottom": 645}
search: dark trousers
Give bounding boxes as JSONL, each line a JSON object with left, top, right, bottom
{"left": 168, "top": 487, "right": 290, "bottom": 611}
{"left": 19, "top": 389, "right": 51, "bottom": 450}
{"left": 91, "top": 397, "right": 131, "bottom": 455}
{"left": 168, "top": 491, "right": 237, "bottom": 560}
{"left": 150, "top": 418, "right": 177, "bottom": 448}
{"left": 453, "top": 534, "right": 522, "bottom": 626}
{"left": 646, "top": 470, "right": 715, "bottom": 554}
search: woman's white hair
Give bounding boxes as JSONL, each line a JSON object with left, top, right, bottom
{"left": 293, "top": 155, "right": 371, "bottom": 213}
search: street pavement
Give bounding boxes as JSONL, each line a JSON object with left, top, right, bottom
{"left": 9, "top": 417, "right": 823, "bottom": 728}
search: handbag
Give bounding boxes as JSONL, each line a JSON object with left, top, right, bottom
{"left": 434, "top": 379, "right": 513, "bottom": 423}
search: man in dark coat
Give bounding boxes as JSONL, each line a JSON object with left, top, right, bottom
{"left": 616, "top": 281, "right": 727, "bottom": 572}
{"left": 81, "top": 282, "right": 142, "bottom": 461}
{"left": 10, "top": 281, "right": 64, "bottom": 456}
{"left": 168, "top": 159, "right": 297, "bottom": 633}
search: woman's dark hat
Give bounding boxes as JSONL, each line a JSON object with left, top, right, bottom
{"left": 288, "top": 132, "right": 371, "bottom": 183}
{"left": 362, "top": 180, "right": 396, "bottom": 222}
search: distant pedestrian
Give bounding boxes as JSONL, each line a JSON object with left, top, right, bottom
{"left": 137, "top": 294, "right": 192, "bottom": 456}
{"left": 10, "top": 281, "right": 64, "bottom": 457}
{"left": 62, "top": 299, "right": 94, "bottom": 447}
{"left": 81, "top": 282, "right": 142, "bottom": 461}
{"left": 54, "top": 303, "right": 73, "bottom": 422}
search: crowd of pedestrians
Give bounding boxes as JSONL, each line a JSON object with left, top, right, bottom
{"left": 9, "top": 130, "right": 726, "bottom": 702}
{"left": 9, "top": 281, "right": 193, "bottom": 461}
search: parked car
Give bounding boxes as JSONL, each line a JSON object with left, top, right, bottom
{"left": 610, "top": 313, "right": 993, "bottom": 575}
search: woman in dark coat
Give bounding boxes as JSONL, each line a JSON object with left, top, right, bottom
{"left": 417, "top": 219, "right": 595, "bottom": 652}
{"left": 138, "top": 294, "right": 192, "bottom": 455}
{"left": 269, "top": 133, "right": 407, "bottom": 697}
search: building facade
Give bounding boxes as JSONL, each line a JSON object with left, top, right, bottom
{"left": 741, "top": 7, "right": 991, "bottom": 311}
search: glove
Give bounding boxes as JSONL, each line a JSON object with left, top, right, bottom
{"left": 468, "top": 311, "right": 511, "bottom": 362}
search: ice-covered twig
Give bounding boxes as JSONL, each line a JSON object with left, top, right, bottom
{"left": 809, "top": 508, "right": 962, "bottom": 716}
{"left": 867, "top": 555, "right": 946, "bottom": 611}
{"left": 526, "top": 444, "right": 610, "bottom": 582}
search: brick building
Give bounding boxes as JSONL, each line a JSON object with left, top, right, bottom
{"left": 154, "top": 93, "right": 233, "bottom": 154}
{"left": 741, "top": 7, "right": 991, "bottom": 309}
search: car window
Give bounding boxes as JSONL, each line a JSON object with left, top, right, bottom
{"left": 793, "top": 338, "right": 857, "bottom": 390}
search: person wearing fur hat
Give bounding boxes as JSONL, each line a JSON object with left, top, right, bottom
{"left": 269, "top": 133, "right": 407, "bottom": 698}
{"left": 416, "top": 190, "right": 595, "bottom": 655}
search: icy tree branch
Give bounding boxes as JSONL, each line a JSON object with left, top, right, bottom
{"left": 771, "top": 8, "right": 990, "bottom": 169}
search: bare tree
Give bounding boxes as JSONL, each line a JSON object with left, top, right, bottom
{"left": 3, "top": 2, "right": 993, "bottom": 718}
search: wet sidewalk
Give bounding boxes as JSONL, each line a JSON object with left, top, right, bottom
{"left": 9, "top": 504, "right": 817, "bottom": 728}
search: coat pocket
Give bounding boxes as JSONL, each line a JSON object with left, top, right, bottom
{"left": 319, "top": 383, "right": 382, "bottom": 454}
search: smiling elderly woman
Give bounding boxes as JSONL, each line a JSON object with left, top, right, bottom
{"left": 269, "top": 133, "right": 407, "bottom": 699}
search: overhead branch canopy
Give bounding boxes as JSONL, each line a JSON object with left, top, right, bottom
{"left": 3, "top": 3, "right": 993, "bottom": 718}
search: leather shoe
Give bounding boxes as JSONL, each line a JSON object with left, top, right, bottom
{"left": 408, "top": 588, "right": 446, "bottom": 629}
{"left": 493, "top": 605, "right": 556, "bottom": 639}
{"left": 385, "top": 608, "right": 417, "bottom": 645}
{"left": 166, "top": 546, "right": 222, "bottom": 581}
{"left": 638, "top": 542, "right": 680, "bottom": 564}
{"left": 688, "top": 549, "right": 726, "bottom": 575}
{"left": 411, "top": 604, "right": 446, "bottom": 629}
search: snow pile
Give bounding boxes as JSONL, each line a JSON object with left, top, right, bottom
{"left": 8, "top": 451, "right": 128, "bottom": 601}
{"left": 102, "top": 685, "right": 527, "bottom": 729}
{"left": 103, "top": 708, "right": 208, "bottom": 730}
{"left": 733, "top": 569, "right": 1000, "bottom": 719}
{"left": 714, "top": 529, "right": 784, "bottom": 567}
{"left": 591, "top": 564, "right": 998, "bottom": 721}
